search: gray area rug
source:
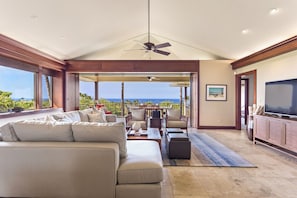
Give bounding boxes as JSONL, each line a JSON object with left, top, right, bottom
{"left": 162, "top": 132, "right": 256, "bottom": 167}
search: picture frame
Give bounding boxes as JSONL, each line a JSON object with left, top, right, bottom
{"left": 206, "top": 84, "right": 227, "bottom": 101}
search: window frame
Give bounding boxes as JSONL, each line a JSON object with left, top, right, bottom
{"left": 0, "top": 56, "right": 57, "bottom": 118}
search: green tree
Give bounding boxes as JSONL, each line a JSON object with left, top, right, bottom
{"left": 14, "top": 98, "right": 34, "bottom": 110}
{"left": 79, "top": 93, "right": 94, "bottom": 110}
{"left": 0, "top": 90, "right": 14, "bottom": 112}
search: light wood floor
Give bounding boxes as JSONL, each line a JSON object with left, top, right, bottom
{"left": 161, "top": 128, "right": 297, "bottom": 198}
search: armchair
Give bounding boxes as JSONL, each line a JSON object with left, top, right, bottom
{"left": 165, "top": 109, "right": 188, "bottom": 130}
{"left": 125, "top": 108, "right": 148, "bottom": 130}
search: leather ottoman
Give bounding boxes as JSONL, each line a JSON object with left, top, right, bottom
{"left": 166, "top": 133, "right": 191, "bottom": 159}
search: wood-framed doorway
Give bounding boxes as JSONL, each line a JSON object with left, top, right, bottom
{"left": 65, "top": 60, "right": 200, "bottom": 128}
{"left": 235, "top": 70, "right": 257, "bottom": 130}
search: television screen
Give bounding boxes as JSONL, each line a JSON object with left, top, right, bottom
{"left": 265, "top": 79, "right": 297, "bottom": 117}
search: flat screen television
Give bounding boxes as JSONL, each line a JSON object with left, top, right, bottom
{"left": 265, "top": 78, "right": 297, "bottom": 117}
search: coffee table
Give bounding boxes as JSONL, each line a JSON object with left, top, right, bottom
{"left": 127, "top": 128, "right": 162, "bottom": 149}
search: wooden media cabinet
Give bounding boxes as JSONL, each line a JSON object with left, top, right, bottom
{"left": 253, "top": 115, "right": 297, "bottom": 154}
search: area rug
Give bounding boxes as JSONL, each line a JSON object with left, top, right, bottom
{"left": 162, "top": 132, "right": 256, "bottom": 167}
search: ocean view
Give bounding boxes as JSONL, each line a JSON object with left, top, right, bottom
{"left": 104, "top": 98, "right": 180, "bottom": 104}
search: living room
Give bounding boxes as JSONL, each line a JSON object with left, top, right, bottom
{"left": 1, "top": 1, "right": 297, "bottom": 197}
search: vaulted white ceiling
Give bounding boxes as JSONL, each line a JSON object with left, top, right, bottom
{"left": 1, "top": 0, "right": 297, "bottom": 61}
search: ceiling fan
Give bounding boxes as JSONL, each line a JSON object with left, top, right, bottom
{"left": 147, "top": 76, "right": 157, "bottom": 81}
{"left": 134, "top": 0, "right": 171, "bottom": 56}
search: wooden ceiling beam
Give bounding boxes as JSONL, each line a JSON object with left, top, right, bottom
{"left": 0, "top": 34, "right": 65, "bottom": 71}
{"left": 66, "top": 60, "right": 199, "bottom": 73}
{"left": 231, "top": 35, "right": 297, "bottom": 69}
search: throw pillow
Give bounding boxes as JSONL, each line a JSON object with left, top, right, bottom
{"left": 79, "top": 108, "right": 94, "bottom": 122}
{"left": 52, "top": 114, "right": 72, "bottom": 122}
{"left": 167, "top": 109, "right": 180, "bottom": 120}
{"left": 131, "top": 109, "right": 145, "bottom": 121}
{"left": 64, "top": 111, "right": 81, "bottom": 122}
{"left": 0, "top": 123, "right": 19, "bottom": 141}
{"left": 88, "top": 111, "right": 107, "bottom": 123}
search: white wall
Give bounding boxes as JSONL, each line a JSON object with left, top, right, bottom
{"left": 235, "top": 50, "right": 297, "bottom": 106}
{"left": 199, "top": 60, "right": 235, "bottom": 127}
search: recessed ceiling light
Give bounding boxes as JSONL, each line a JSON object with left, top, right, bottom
{"left": 270, "top": 8, "right": 280, "bottom": 15}
{"left": 241, "top": 29, "right": 250, "bottom": 35}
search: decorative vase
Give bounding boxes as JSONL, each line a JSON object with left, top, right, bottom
{"left": 132, "top": 122, "right": 141, "bottom": 132}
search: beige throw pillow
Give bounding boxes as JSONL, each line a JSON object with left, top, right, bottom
{"left": 88, "top": 110, "right": 107, "bottom": 123}
{"left": 167, "top": 109, "right": 180, "bottom": 120}
{"left": 131, "top": 109, "right": 145, "bottom": 121}
{"left": 79, "top": 108, "right": 94, "bottom": 122}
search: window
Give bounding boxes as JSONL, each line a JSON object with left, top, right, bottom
{"left": 0, "top": 65, "right": 35, "bottom": 112}
{"left": 0, "top": 62, "right": 57, "bottom": 114}
{"left": 42, "top": 74, "right": 53, "bottom": 108}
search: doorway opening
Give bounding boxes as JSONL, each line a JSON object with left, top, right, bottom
{"left": 235, "top": 70, "right": 257, "bottom": 130}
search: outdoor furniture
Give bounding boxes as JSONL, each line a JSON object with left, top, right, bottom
{"left": 165, "top": 109, "right": 188, "bottom": 131}
{"left": 95, "top": 103, "right": 112, "bottom": 114}
{"left": 125, "top": 108, "right": 148, "bottom": 130}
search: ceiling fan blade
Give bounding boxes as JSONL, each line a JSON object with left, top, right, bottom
{"left": 155, "top": 42, "right": 171, "bottom": 49}
{"left": 153, "top": 49, "right": 170, "bottom": 56}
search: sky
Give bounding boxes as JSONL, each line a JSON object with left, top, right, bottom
{"left": 0, "top": 66, "right": 181, "bottom": 99}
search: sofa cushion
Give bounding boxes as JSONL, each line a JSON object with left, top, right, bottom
{"left": 72, "top": 122, "right": 127, "bottom": 158}
{"left": 166, "top": 120, "right": 187, "bottom": 128}
{"left": 118, "top": 140, "right": 163, "bottom": 184}
{"left": 167, "top": 109, "right": 180, "bottom": 121}
{"left": 78, "top": 108, "right": 94, "bottom": 122}
{"left": 131, "top": 109, "right": 145, "bottom": 121}
{"left": 0, "top": 123, "right": 19, "bottom": 142}
{"left": 12, "top": 120, "right": 74, "bottom": 142}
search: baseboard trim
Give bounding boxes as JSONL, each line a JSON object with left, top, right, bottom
{"left": 198, "top": 126, "right": 236, "bottom": 130}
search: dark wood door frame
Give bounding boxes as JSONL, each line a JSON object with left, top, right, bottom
{"left": 241, "top": 79, "right": 249, "bottom": 125}
{"left": 235, "top": 70, "right": 257, "bottom": 129}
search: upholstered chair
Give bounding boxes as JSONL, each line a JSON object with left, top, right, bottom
{"left": 125, "top": 108, "right": 147, "bottom": 130}
{"left": 165, "top": 109, "right": 188, "bottom": 130}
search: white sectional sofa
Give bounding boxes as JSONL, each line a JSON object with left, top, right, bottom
{"left": 0, "top": 108, "right": 163, "bottom": 198}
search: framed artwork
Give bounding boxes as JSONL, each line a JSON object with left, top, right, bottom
{"left": 206, "top": 84, "right": 227, "bottom": 101}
